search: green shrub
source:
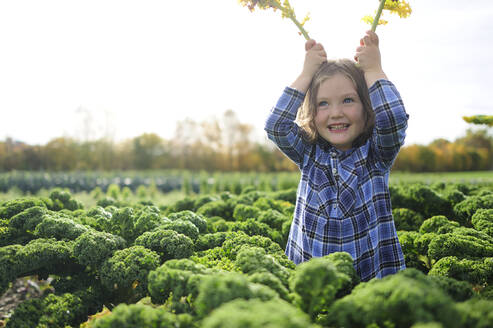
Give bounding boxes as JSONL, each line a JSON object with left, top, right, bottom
{"left": 393, "top": 208, "right": 425, "bottom": 231}
{"left": 427, "top": 228, "right": 493, "bottom": 261}
{"left": 246, "top": 271, "right": 290, "bottom": 301}
{"left": 92, "top": 303, "right": 195, "bottom": 328}
{"left": 34, "top": 215, "right": 89, "bottom": 241}
{"left": 49, "top": 189, "right": 83, "bottom": 211}
{"left": 0, "top": 198, "right": 46, "bottom": 219}
{"left": 232, "top": 204, "right": 261, "bottom": 221}
{"left": 194, "top": 232, "right": 236, "bottom": 252}
{"left": 194, "top": 272, "right": 278, "bottom": 318}
{"left": 147, "top": 259, "right": 212, "bottom": 312}
{"left": 397, "top": 230, "right": 428, "bottom": 272}
{"left": 471, "top": 209, "right": 493, "bottom": 236}
{"left": 419, "top": 215, "right": 460, "bottom": 234}
{"left": 201, "top": 298, "right": 317, "bottom": 328}
{"left": 135, "top": 229, "right": 194, "bottom": 261}
{"left": 160, "top": 220, "right": 200, "bottom": 242}
{"left": 454, "top": 194, "right": 493, "bottom": 226}
{"left": 234, "top": 246, "right": 291, "bottom": 287}
{"left": 73, "top": 230, "right": 126, "bottom": 268}
{"left": 100, "top": 246, "right": 160, "bottom": 303}
{"left": 321, "top": 268, "right": 462, "bottom": 328}
{"left": 455, "top": 298, "right": 493, "bottom": 328}
{"left": 289, "top": 254, "right": 351, "bottom": 319}
{"left": 197, "top": 200, "right": 234, "bottom": 220}
{"left": 428, "top": 256, "right": 493, "bottom": 285}
{"left": 167, "top": 210, "right": 208, "bottom": 233}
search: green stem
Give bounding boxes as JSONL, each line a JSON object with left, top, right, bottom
{"left": 269, "top": 1, "right": 310, "bottom": 40}
{"left": 371, "top": 0, "right": 387, "bottom": 32}
{"left": 289, "top": 15, "right": 310, "bottom": 40}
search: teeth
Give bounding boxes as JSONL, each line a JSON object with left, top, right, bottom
{"left": 329, "top": 124, "right": 349, "bottom": 130}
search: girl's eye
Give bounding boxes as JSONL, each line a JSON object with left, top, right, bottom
{"left": 343, "top": 97, "right": 354, "bottom": 104}
{"left": 318, "top": 101, "right": 328, "bottom": 107}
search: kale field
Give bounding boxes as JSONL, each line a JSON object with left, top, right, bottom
{"left": 0, "top": 171, "right": 492, "bottom": 327}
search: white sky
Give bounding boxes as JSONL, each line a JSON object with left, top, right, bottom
{"left": 1, "top": 0, "right": 492, "bottom": 146}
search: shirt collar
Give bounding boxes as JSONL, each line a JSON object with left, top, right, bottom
{"left": 316, "top": 136, "right": 354, "bottom": 157}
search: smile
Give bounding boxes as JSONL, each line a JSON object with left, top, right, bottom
{"left": 328, "top": 124, "right": 350, "bottom": 131}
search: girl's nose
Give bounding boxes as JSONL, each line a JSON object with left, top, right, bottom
{"left": 329, "top": 105, "right": 344, "bottom": 118}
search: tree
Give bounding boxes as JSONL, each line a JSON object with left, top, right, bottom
{"left": 132, "top": 133, "right": 168, "bottom": 170}
{"left": 463, "top": 115, "right": 493, "bottom": 127}
{"left": 42, "top": 137, "right": 79, "bottom": 170}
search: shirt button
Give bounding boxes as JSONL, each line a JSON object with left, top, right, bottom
{"left": 330, "top": 152, "right": 337, "bottom": 157}
{"left": 333, "top": 204, "right": 337, "bottom": 209}
{"left": 332, "top": 168, "right": 337, "bottom": 174}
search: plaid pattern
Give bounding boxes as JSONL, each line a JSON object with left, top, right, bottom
{"left": 264, "top": 79, "right": 408, "bottom": 281}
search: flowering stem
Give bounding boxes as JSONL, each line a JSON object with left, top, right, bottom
{"left": 371, "top": 0, "right": 387, "bottom": 32}
{"left": 289, "top": 16, "right": 310, "bottom": 40}
{"left": 268, "top": 1, "right": 310, "bottom": 40}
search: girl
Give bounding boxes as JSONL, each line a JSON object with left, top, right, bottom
{"left": 264, "top": 31, "right": 408, "bottom": 281}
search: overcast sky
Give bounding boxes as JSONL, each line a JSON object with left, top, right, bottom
{"left": 1, "top": 0, "right": 492, "bottom": 147}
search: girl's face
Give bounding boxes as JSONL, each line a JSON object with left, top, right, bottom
{"left": 314, "top": 73, "right": 365, "bottom": 151}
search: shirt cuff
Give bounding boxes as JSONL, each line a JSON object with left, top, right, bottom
{"left": 285, "top": 86, "right": 306, "bottom": 98}
{"left": 368, "top": 79, "right": 393, "bottom": 93}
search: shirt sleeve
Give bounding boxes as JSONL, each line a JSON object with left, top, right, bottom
{"left": 368, "top": 79, "right": 409, "bottom": 169}
{"left": 264, "top": 86, "right": 310, "bottom": 169}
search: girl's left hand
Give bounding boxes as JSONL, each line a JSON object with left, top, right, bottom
{"left": 354, "top": 30, "right": 383, "bottom": 74}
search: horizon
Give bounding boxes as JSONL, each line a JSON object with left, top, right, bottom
{"left": 1, "top": 115, "right": 489, "bottom": 148}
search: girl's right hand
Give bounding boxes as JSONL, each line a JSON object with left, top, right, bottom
{"left": 290, "top": 39, "right": 327, "bottom": 93}
{"left": 300, "top": 39, "right": 327, "bottom": 80}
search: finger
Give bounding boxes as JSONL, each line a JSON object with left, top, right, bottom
{"left": 373, "top": 32, "right": 379, "bottom": 45}
{"left": 366, "top": 30, "right": 378, "bottom": 41}
{"left": 305, "top": 39, "right": 316, "bottom": 51}
{"left": 363, "top": 35, "right": 371, "bottom": 46}
{"left": 355, "top": 49, "right": 366, "bottom": 59}
{"left": 310, "top": 51, "right": 326, "bottom": 62}
{"left": 356, "top": 46, "right": 364, "bottom": 52}
{"left": 366, "top": 31, "right": 379, "bottom": 46}
{"left": 360, "top": 38, "right": 364, "bottom": 46}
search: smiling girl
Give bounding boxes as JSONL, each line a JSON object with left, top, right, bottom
{"left": 264, "top": 31, "right": 409, "bottom": 281}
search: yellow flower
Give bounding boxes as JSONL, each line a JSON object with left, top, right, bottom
{"left": 238, "top": 0, "right": 281, "bottom": 12}
{"left": 384, "top": 0, "right": 412, "bottom": 18}
{"left": 361, "top": 15, "right": 388, "bottom": 26}
{"left": 238, "top": 0, "right": 310, "bottom": 40}
{"left": 363, "top": 0, "right": 412, "bottom": 31}
{"left": 300, "top": 12, "right": 310, "bottom": 27}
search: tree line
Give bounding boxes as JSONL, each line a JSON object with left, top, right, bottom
{"left": 392, "top": 129, "right": 492, "bottom": 172}
{"left": 1, "top": 110, "right": 491, "bottom": 172}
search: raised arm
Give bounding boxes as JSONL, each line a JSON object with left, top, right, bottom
{"left": 264, "top": 86, "right": 308, "bottom": 168}
{"left": 264, "top": 39, "right": 327, "bottom": 168}
{"left": 355, "top": 30, "right": 408, "bottom": 168}
{"left": 354, "top": 30, "right": 388, "bottom": 88}
{"left": 368, "top": 79, "right": 408, "bottom": 168}
{"left": 290, "top": 40, "right": 327, "bottom": 93}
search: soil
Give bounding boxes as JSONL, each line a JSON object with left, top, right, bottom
{"left": 0, "top": 276, "right": 53, "bottom": 326}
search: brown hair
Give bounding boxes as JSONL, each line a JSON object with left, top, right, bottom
{"left": 296, "top": 59, "right": 375, "bottom": 148}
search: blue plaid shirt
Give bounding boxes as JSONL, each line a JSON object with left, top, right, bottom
{"left": 265, "top": 79, "right": 408, "bottom": 281}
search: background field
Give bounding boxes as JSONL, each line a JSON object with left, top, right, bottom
{"left": 1, "top": 170, "right": 492, "bottom": 208}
